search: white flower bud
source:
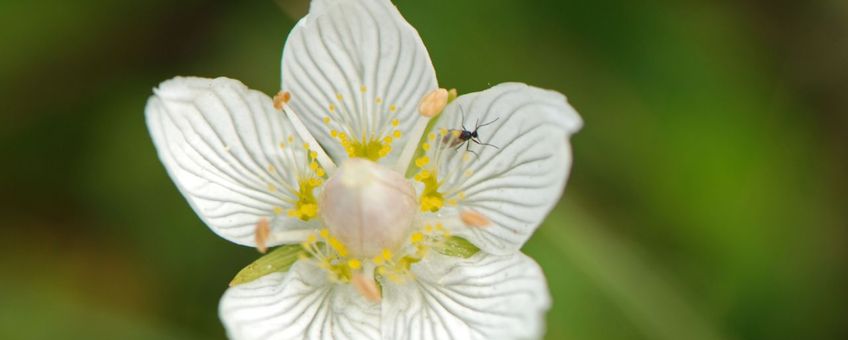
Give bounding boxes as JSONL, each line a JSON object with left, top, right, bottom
{"left": 319, "top": 158, "right": 417, "bottom": 258}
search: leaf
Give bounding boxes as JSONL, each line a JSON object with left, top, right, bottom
{"left": 229, "top": 245, "right": 302, "bottom": 286}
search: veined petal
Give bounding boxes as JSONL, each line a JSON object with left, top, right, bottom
{"left": 382, "top": 252, "right": 551, "bottom": 340}
{"left": 282, "top": 0, "right": 437, "bottom": 164}
{"left": 146, "top": 77, "right": 318, "bottom": 247}
{"left": 221, "top": 261, "right": 380, "bottom": 339}
{"left": 428, "top": 83, "right": 582, "bottom": 254}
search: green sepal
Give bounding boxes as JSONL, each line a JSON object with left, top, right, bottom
{"left": 229, "top": 244, "right": 302, "bottom": 287}
{"left": 435, "top": 236, "right": 480, "bottom": 258}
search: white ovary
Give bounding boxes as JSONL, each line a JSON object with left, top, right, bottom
{"left": 319, "top": 158, "right": 418, "bottom": 258}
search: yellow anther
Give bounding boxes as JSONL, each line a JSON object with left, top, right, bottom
{"left": 319, "top": 229, "right": 329, "bottom": 239}
{"left": 391, "top": 118, "right": 400, "bottom": 127}
{"left": 273, "top": 206, "right": 283, "bottom": 215}
{"left": 372, "top": 256, "right": 385, "bottom": 266}
{"left": 348, "top": 259, "right": 362, "bottom": 269}
{"left": 316, "top": 168, "right": 326, "bottom": 177}
{"left": 439, "top": 128, "right": 448, "bottom": 136}
{"left": 389, "top": 104, "right": 397, "bottom": 113}
{"left": 360, "top": 85, "right": 368, "bottom": 93}
{"left": 267, "top": 183, "right": 276, "bottom": 192}
{"left": 288, "top": 135, "right": 295, "bottom": 143}
{"left": 329, "top": 103, "right": 336, "bottom": 112}
{"left": 307, "top": 178, "right": 321, "bottom": 187}
{"left": 310, "top": 161, "right": 319, "bottom": 170}
{"left": 328, "top": 237, "right": 348, "bottom": 257}
{"left": 310, "top": 151, "right": 318, "bottom": 159}
{"left": 411, "top": 232, "right": 424, "bottom": 243}
{"left": 383, "top": 136, "right": 393, "bottom": 144}
{"left": 336, "top": 93, "right": 344, "bottom": 101}
{"left": 279, "top": 142, "right": 286, "bottom": 149}
{"left": 447, "top": 198, "right": 458, "bottom": 206}
{"left": 323, "top": 116, "right": 331, "bottom": 124}
{"left": 303, "top": 143, "right": 310, "bottom": 150}
{"left": 330, "top": 130, "right": 338, "bottom": 137}
{"left": 415, "top": 156, "right": 430, "bottom": 168}
{"left": 375, "top": 97, "right": 383, "bottom": 104}
{"left": 300, "top": 203, "right": 318, "bottom": 218}
{"left": 267, "top": 165, "right": 276, "bottom": 173}
{"left": 393, "top": 130, "right": 402, "bottom": 138}
{"left": 422, "top": 143, "right": 430, "bottom": 151}
{"left": 306, "top": 234, "right": 317, "bottom": 244}
{"left": 428, "top": 132, "right": 436, "bottom": 141}
{"left": 381, "top": 249, "right": 393, "bottom": 260}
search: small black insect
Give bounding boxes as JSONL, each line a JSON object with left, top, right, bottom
{"left": 442, "top": 108, "right": 499, "bottom": 156}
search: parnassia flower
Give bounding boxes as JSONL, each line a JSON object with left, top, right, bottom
{"left": 145, "top": 0, "right": 582, "bottom": 339}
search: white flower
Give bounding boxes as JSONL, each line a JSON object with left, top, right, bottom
{"left": 145, "top": 0, "right": 582, "bottom": 339}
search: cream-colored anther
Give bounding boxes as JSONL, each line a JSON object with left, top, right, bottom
{"left": 460, "top": 210, "right": 491, "bottom": 228}
{"left": 254, "top": 218, "right": 271, "bottom": 253}
{"left": 320, "top": 158, "right": 417, "bottom": 257}
{"left": 272, "top": 91, "right": 291, "bottom": 110}
{"left": 395, "top": 88, "right": 449, "bottom": 172}
{"left": 418, "top": 88, "right": 449, "bottom": 118}
{"left": 351, "top": 272, "right": 382, "bottom": 302}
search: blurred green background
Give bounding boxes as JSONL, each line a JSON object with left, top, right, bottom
{"left": 1, "top": 0, "right": 846, "bottom": 339}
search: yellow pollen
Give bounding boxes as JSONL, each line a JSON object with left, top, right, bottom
{"left": 348, "top": 259, "right": 362, "bottom": 269}
{"left": 381, "top": 249, "right": 393, "bottom": 260}
{"left": 316, "top": 168, "right": 326, "bottom": 177}
{"left": 336, "top": 93, "right": 344, "bottom": 101}
{"left": 391, "top": 118, "right": 400, "bottom": 127}
{"left": 372, "top": 256, "right": 385, "bottom": 266}
{"left": 416, "top": 170, "right": 444, "bottom": 212}
{"left": 393, "top": 130, "right": 402, "bottom": 138}
{"left": 428, "top": 132, "right": 436, "bottom": 141}
{"left": 330, "top": 130, "right": 338, "bottom": 137}
{"left": 411, "top": 232, "right": 424, "bottom": 243}
{"left": 389, "top": 104, "right": 397, "bottom": 113}
{"left": 415, "top": 156, "right": 430, "bottom": 168}
{"left": 328, "top": 103, "right": 336, "bottom": 112}
{"left": 323, "top": 116, "right": 331, "bottom": 124}
{"left": 287, "top": 179, "right": 320, "bottom": 221}
{"left": 422, "top": 143, "right": 430, "bottom": 151}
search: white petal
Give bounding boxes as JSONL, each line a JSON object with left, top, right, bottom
{"left": 431, "top": 83, "right": 582, "bottom": 254}
{"left": 146, "top": 77, "right": 315, "bottom": 247}
{"left": 382, "top": 252, "right": 551, "bottom": 340}
{"left": 221, "top": 261, "right": 381, "bottom": 340}
{"left": 282, "top": 0, "right": 437, "bottom": 164}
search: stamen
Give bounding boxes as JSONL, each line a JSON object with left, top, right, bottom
{"left": 254, "top": 218, "right": 270, "bottom": 253}
{"left": 282, "top": 103, "right": 336, "bottom": 174}
{"left": 273, "top": 91, "right": 291, "bottom": 110}
{"left": 352, "top": 272, "right": 381, "bottom": 302}
{"left": 394, "top": 88, "right": 450, "bottom": 172}
{"left": 460, "top": 210, "right": 491, "bottom": 228}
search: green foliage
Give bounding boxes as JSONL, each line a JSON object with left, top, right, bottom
{"left": 229, "top": 245, "right": 302, "bottom": 287}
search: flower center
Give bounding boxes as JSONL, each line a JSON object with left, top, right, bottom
{"left": 318, "top": 158, "right": 418, "bottom": 258}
